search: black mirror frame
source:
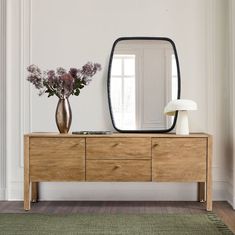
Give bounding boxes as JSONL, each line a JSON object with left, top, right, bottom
{"left": 107, "top": 37, "right": 181, "bottom": 133}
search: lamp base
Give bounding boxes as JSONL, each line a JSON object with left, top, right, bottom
{"left": 176, "top": 111, "right": 189, "bottom": 135}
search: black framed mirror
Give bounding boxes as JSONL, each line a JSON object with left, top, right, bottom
{"left": 107, "top": 37, "right": 181, "bottom": 133}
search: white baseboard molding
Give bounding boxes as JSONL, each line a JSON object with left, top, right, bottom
{"left": 226, "top": 181, "right": 234, "bottom": 209}
{"left": 7, "top": 182, "right": 23, "bottom": 201}
{"left": 227, "top": 195, "right": 235, "bottom": 209}
{"left": 38, "top": 182, "right": 199, "bottom": 201}
{"left": 0, "top": 188, "right": 6, "bottom": 200}
{"left": 7, "top": 181, "right": 230, "bottom": 202}
{"left": 212, "top": 181, "right": 229, "bottom": 201}
{"left": 226, "top": 189, "right": 235, "bottom": 209}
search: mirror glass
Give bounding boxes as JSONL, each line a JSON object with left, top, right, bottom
{"left": 108, "top": 38, "right": 180, "bottom": 132}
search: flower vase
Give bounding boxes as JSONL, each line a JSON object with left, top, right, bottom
{"left": 55, "top": 97, "right": 72, "bottom": 133}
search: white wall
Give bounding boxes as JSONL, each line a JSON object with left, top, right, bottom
{"left": 209, "top": 0, "right": 232, "bottom": 205}
{"left": 233, "top": 1, "right": 235, "bottom": 209}
{"left": 228, "top": 0, "right": 235, "bottom": 209}
{"left": 4, "top": 0, "right": 233, "bottom": 204}
{"left": 0, "top": 0, "right": 7, "bottom": 200}
{"left": 213, "top": 0, "right": 235, "bottom": 208}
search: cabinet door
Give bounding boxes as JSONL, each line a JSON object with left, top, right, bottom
{"left": 152, "top": 138, "right": 207, "bottom": 182}
{"left": 30, "top": 137, "right": 85, "bottom": 181}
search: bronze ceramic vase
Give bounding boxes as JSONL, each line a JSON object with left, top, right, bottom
{"left": 55, "top": 97, "right": 72, "bottom": 133}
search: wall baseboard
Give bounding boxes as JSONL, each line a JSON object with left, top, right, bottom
{"left": 7, "top": 182, "right": 23, "bottom": 201}
{"left": 226, "top": 182, "right": 235, "bottom": 209}
{"left": 7, "top": 181, "right": 228, "bottom": 202}
{"left": 0, "top": 188, "right": 6, "bottom": 200}
{"left": 227, "top": 195, "right": 235, "bottom": 209}
{"left": 212, "top": 181, "right": 229, "bottom": 201}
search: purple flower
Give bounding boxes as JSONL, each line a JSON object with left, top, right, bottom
{"left": 27, "top": 75, "right": 43, "bottom": 89}
{"left": 61, "top": 73, "right": 74, "bottom": 84}
{"left": 26, "top": 65, "right": 43, "bottom": 90}
{"left": 94, "top": 63, "right": 102, "bottom": 71}
{"left": 56, "top": 67, "right": 66, "bottom": 76}
{"left": 47, "top": 70, "right": 55, "bottom": 78}
{"left": 60, "top": 73, "right": 74, "bottom": 97}
{"left": 81, "top": 62, "right": 102, "bottom": 77}
{"left": 69, "top": 68, "right": 78, "bottom": 78}
{"left": 26, "top": 62, "right": 101, "bottom": 98}
{"left": 27, "top": 64, "right": 41, "bottom": 74}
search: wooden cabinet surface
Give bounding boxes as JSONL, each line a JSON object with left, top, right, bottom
{"left": 24, "top": 133, "right": 212, "bottom": 211}
{"left": 86, "top": 137, "right": 151, "bottom": 159}
{"left": 86, "top": 160, "right": 151, "bottom": 181}
{"left": 152, "top": 138, "right": 207, "bottom": 182}
{"left": 30, "top": 137, "right": 85, "bottom": 181}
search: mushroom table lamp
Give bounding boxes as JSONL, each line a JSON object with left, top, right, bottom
{"left": 164, "top": 99, "right": 197, "bottom": 135}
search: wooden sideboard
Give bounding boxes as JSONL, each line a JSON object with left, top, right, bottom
{"left": 24, "top": 133, "right": 212, "bottom": 211}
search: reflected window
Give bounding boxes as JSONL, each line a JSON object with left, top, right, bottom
{"left": 111, "top": 55, "right": 136, "bottom": 129}
{"left": 172, "top": 54, "right": 178, "bottom": 100}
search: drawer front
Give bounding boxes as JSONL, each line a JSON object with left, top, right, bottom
{"left": 30, "top": 137, "right": 85, "bottom": 181}
{"left": 86, "top": 160, "right": 151, "bottom": 181}
{"left": 152, "top": 138, "right": 207, "bottom": 182}
{"left": 86, "top": 138, "right": 151, "bottom": 159}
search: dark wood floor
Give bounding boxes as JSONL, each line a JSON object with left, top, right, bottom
{"left": 0, "top": 201, "right": 234, "bottom": 233}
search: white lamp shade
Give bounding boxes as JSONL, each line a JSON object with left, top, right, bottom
{"left": 164, "top": 99, "right": 197, "bottom": 116}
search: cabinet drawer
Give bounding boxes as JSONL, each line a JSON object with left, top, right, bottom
{"left": 152, "top": 138, "right": 207, "bottom": 182}
{"left": 86, "top": 160, "right": 151, "bottom": 181}
{"left": 30, "top": 137, "right": 85, "bottom": 181}
{"left": 86, "top": 138, "right": 151, "bottom": 159}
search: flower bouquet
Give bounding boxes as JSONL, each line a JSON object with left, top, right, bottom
{"left": 27, "top": 62, "right": 101, "bottom": 133}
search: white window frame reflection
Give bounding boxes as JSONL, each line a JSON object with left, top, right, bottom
{"left": 171, "top": 54, "right": 178, "bottom": 100}
{"left": 111, "top": 54, "right": 137, "bottom": 130}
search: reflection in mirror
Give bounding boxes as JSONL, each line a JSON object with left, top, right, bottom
{"left": 108, "top": 38, "right": 180, "bottom": 132}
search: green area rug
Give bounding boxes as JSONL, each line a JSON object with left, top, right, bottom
{"left": 0, "top": 213, "right": 233, "bottom": 235}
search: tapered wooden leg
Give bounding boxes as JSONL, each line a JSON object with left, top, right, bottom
{"left": 197, "top": 182, "right": 205, "bottom": 202}
{"left": 31, "top": 182, "right": 38, "bottom": 203}
{"left": 206, "top": 136, "right": 212, "bottom": 211}
{"left": 24, "top": 180, "right": 31, "bottom": 211}
{"left": 24, "top": 136, "right": 31, "bottom": 211}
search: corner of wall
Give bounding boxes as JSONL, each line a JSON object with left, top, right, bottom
{"left": 228, "top": 0, "right": 235, "bottom": 210}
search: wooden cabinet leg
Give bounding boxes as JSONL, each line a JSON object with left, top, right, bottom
{"left": 24, "top": 180, "right": 31, "bottom": 211}
{"left": 197, "top": 182, "right": 205, "bottom": 202}
{"left": 24, "top": 136, "right": 31, "bottom": 211}
{"left": 31, "top": 182, "right": 38, "bottom": 203}
{"left": 206, "top": 181, "right": 212, "bottom": 211}
{"left": 206, "top": 136, "right": 212, "bottom": 211}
